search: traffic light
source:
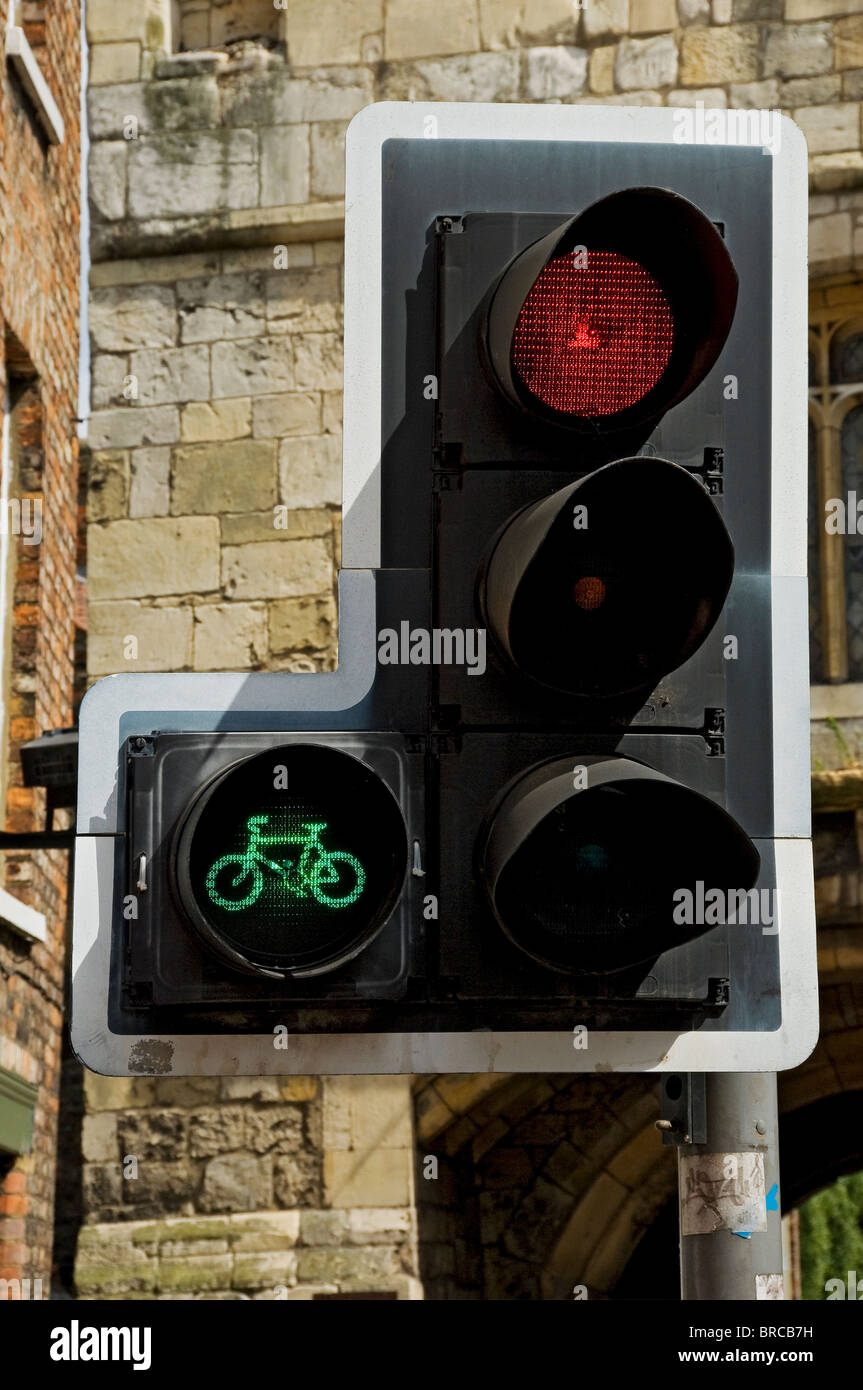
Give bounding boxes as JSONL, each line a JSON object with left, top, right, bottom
{"left": 72, "top": 103, "right": 816, "bottom": 1076}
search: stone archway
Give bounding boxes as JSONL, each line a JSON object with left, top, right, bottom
{"left": 414, "top": 986, "right": 863, "bottom": 1300}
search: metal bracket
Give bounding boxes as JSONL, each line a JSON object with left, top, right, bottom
{"left": 656, "top": 1072, "right": 707, "bottom": 1147}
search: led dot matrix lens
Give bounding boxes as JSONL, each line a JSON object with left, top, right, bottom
{"left": 175, "top": 744, "right": 408, "bottom": 977}
{"left": 511, "top": 250, "right": 674, "bottom": 416}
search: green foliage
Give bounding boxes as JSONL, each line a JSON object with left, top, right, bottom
{"left": 799, "top": 1171, "right": 863, "bottom": 1300}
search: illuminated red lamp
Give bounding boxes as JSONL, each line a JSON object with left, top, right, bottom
{"left": 484, "top": 187, "right": 738, "bottom": 434}
{"left": 512, "top": 250, "right": 674, "bottom": 416}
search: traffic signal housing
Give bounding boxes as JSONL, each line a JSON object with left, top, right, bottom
{"left": 72, "top": 103, "right": 815, "bottom": 1076}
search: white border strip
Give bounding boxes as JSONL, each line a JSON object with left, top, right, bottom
{"left": 0, "top": 884, "right": 46, "bottom": 944}
{"left": 5, "top": 26, "right": 65, "bottom": 145}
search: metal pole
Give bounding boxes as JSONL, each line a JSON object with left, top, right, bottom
{"left": 678, "top": 1072, "right": 783, "bottom": 1301}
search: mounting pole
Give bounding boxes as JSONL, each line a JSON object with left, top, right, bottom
{"left": 665, "top": 1073, "right": 784, "bottom": 1300}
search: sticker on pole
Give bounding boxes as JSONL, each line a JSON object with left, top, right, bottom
{"left": 680, "top": 1152, "right": 767, "bottom": 1235}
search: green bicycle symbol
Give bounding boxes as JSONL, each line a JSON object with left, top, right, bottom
{"left": 205, "top": 815, "right": 365, "bottom": 912}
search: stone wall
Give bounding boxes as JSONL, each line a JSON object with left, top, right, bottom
{"left": 80, "top": 0, "right": 863, "bottom": 1301}
{"left": 0, "top": 0, "right": 81, "bottom": 1296}
{"left": 77, "top": 1072, "right": 419, "bottom": 1298}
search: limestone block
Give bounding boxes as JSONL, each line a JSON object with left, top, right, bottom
{"left": 292, "top": 334, "right": 342, "bottom": 391}
{"left": 843, "top": 70, "right": 863, "bottom": 100}
{"left": 713, "top": 0, "right": 732, "bottom": 20}
{"left": 229, "top": 1212, "right": 301, "bottom": 1250}
{"left": 347, "top": 1209, "right": 413, "bottom": 1245}
{"left": 478, "top": 0, "right": 577, "bottom": 48}
{"left": 272, "top": 1151, "right": 321, "bottom": 1206}
{"left": 84, "top": 1074, "right": 156, "bottom": 1110}
{"left": 233, "top": 1251, "right": 298, "bottom": 1290}
{"left": 615, "top": 35, "right": 678, "bottom": 91}
{"left": 379, "top": 52, "right": 519, "bottom": 102}
{"left": 836, "top": 18, "right": 863, "bottom": 72}
{"left": 90, "top": 42, "right": 143, "bottom": 86}
{"left": 323, "top": 1075, "right": 413, "bottom": 1152}
{"left": 92, "top": 354, "right": 129, "bottom": 410}
{"left": 221, "top": 1078, "right": 282, "bottom": 1102}
{"left": 88, "top": 449, "right": 129, "bottom": 522}
{"left": 793, "top": 103, "right": 860, "bottom": 153}
{"left": 129, "top": 345, "right": 211, "bottom": 406}
{"left": 732, "top": 0, "right": 781, "bottom": 15}
{"left": 192, "top": 602, "right": 268, "bottom": 670}
{"left": 261, "top": 125, "right": 310, "bottom": 210}
{"left": 88, "top": 601, "right": 193, "bottom": 674}
{"left": 296, "top": 1245, "right": 402, "bottom": 1282}
{"left": 524, "top": 47, "right": 588, "bottom": 101}
{"left": 300, "top": 1210, "right": 350, "bottom": 1246}
{"left": 181, "top": 398, "right": 251, "bottom": 443}
{"left": 315, "top": 241, "right": 343, "bottom": 266}
{"left": 269, "top": 596, "right": 336, "bottom": 653}
{"left": 584, "top": 0, "right": 630, "bottom": 42}
{"left": 178, "top": 274, "right": 266, "bottom": 344}
{"left": 90, "top": 285, "right": 176, "bottom": 352}
{"left": 89, "top": 141, "right": 127, "bottom": 222}
{"left": 189, "top": 1108, "right": 247, "bottom": 1158}
{"left": 154, "top": 1078, "right": 221, "bottom": 1106}
{"left": 321, "top": 391, "right": 342, "bottom": 433}
{"left": 287, "top": 0, "right": 383, "bottom": 68}
{"left": 266, "top": 269, "right": 341, "bottom": 335}
{"left": 678, "top": 0, "right": 709, "bottom": 20}
{"left": 115, "top": 1110, "right": 188, "bottom": 1162}
{"left": 279, "top": 1078, "right": 318, "bottom": 1102}
{"left": 221, "top": 509, "right": 330, "bottom": 543}
{"left": 82, "top": 1113, "right": 119, "bottom": 1163}
{"left": 680, "top": 26, "right": 759, "bottom": 86}
{"left": 146, "top": 77, "right": 221, "bottom": 133}
{"left": 88, "top": 405, "right": 179, "bottom": 451}
{"left": 763, "top": 22, "right": 832, "bottom": 78}
{"left": 156, "top": 1255, "right": 234, "bottom": 1291}
{"left": 782, "top": 75, "right": 841, "bottom": 106}
{"left": 281, "top": 72, "right": 373, "bottom": 124}
{"left": 279, "top": 434, "right": 341, "bottom": 508}
{"left": 630, "top": 0, "right": 677, "bottom": 32}
{"left": 577, "top": 90, "right": 664, "bottom": 106}
{"left": 809, "top": 212, "right": 853, "bottom": 267}
{"left": 223, "top": 67, "right": 373, "bottom": 127}
{"left": 171, "top": 440, "right": 276, "bottom": 515}
{"left": 310, "top": 122, "right": 347, "bottom": 199}
{"left": 252, "top": 393, "right": 321, "bottom": 439}
{"left": 385, "top": 0, "right": 478, "bottom": 59}
{"left": 786, "top": 0, "right": 858, "bottom": 17}
{"left": 212, "top": 338, "right": 294, "bottom": 398}
{"left": 811, "top": 152, "right": 863, "bottom": 191}
{"left": 130, "top": 446, "right": 171, "bottom": 517}
{"left": 589, "top": 45, "right": 616, "bottom": 95}
{"left": 86, "top": 0, "right": 147, "bottom": 43}
{"left": 667, "top": 87, "right": 727, "bottom": 106}
{"left": 245, "top": 1106, "right": 304, "bottom": 1155}
{"left": 127, "top": 132, "right": 258, "bottom": 219}
{"left": 729, "top": 79, "right": 780, "bottom": 108}
{"left": 89, "top": 516, "right": 220, "bottom": 599}
{"left": 87, "top": 82, "right": 148, "bottom": 140}
{"left": 222, "top": 538, "right": 332, "bottom": 601}
{"left": 323, "top": 1149, "right": 412, "bottom": 1207}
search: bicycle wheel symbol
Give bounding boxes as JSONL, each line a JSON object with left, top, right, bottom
{"left": 308, "top": 850, "right": 365, "bottom": 907}
{"left": 206, "top": 855, "right": 264, "bottom": 911}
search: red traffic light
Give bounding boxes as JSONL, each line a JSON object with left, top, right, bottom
{"left": 485, "top": 187, "right": 738, "bottom": 433}
{"left": 511, "top": 249, "right": 674, "bottom": 416}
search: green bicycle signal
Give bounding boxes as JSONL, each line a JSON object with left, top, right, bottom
{"left": 205, "top": 815, "right": 366, "bottom": 912}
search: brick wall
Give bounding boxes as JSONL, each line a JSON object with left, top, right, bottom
{"left": 0, "top": 0, "right": 80, "bottom": 1297}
